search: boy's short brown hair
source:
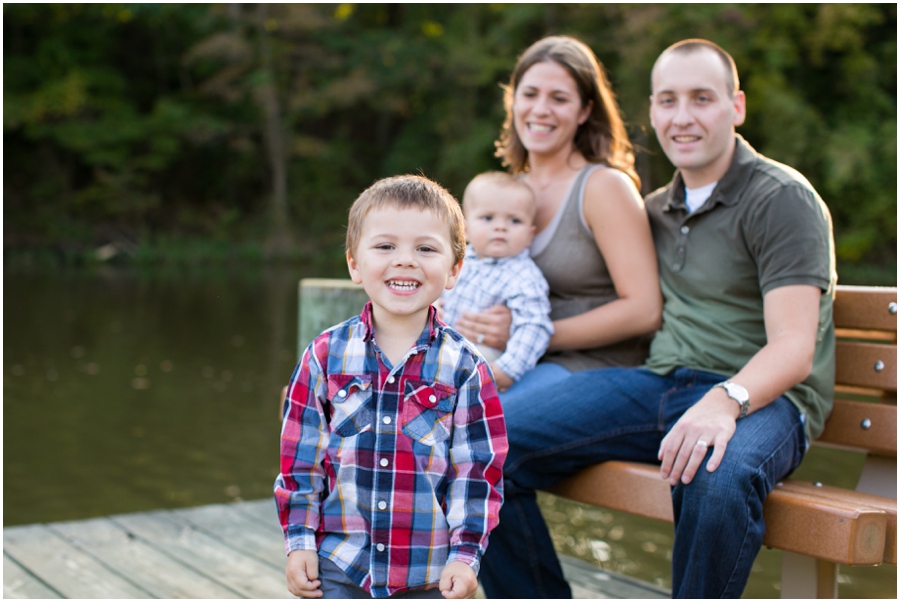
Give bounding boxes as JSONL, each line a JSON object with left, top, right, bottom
{"left": 462, "top": 171, "right": 536, "bottom": 219}
{"left": 345, "top": 174, "right": 466, "bottom": 265}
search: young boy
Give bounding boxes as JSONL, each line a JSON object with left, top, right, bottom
{"left": 440, "top": 172, "right": 552, "bottom": 392}
{"left": 274, "top": 175, "right": 508, "bottom": 599}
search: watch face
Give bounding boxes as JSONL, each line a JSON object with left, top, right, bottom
{"left": 729, "top": 383, "right": 749, "bottom": 402}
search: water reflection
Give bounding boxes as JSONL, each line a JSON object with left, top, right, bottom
{"left": 3, "top": 266, "right": 895, "bottom": 598}
{"left": 4, "top": 265, "right": 301, "bottom": 524}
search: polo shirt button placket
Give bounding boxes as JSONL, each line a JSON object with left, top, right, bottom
{"left": 673, "top": 222, "right": 690, "bottom": 271}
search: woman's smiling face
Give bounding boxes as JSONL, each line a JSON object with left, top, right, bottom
{"left": 512, "top": 60, "right": 592, "bottom": 159}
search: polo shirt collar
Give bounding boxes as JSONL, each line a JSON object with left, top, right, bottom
{"left": 663, "top": 135, "right": 758, "bottom": 213}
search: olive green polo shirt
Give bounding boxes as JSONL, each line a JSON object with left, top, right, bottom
{"left": 644, "top": 136, "right": 837, "bottom": 440}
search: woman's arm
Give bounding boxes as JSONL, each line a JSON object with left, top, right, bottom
{"left": 547, "top": 167, "right": 661, "bottom": 352}
{"left": 455, "top": 167, "right": 662, "bottom": 353}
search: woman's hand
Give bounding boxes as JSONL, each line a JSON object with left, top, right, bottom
{"left": 490, "top": 364, "right": 514, "bottom": 393}
{"left": 454, "top": 304, "right": 512, "bottom": 350}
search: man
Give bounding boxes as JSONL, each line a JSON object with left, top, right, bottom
{"left": 478, "top": 39, "right": 836, "bottom": 598}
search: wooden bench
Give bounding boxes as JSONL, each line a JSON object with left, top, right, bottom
{"left": 550, "top": 285, "right": 897, "bottom": 598}
{"left": 292, "top": 280, "right": 897, "bottom": 598}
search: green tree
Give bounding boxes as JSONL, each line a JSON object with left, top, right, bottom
{"left": 4, "top": 4, "right": 895, "bottom": 282}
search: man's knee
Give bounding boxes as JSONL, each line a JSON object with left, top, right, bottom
{"left": 673, "top": 455, "right": 765, "bottom": 517}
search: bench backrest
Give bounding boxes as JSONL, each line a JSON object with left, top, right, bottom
{"left": 820, "top": 286, "right": 897, "bottom": 459}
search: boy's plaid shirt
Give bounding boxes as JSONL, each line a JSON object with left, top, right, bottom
{"left": 274, "top": 302, "right": 507, "bottom": 597}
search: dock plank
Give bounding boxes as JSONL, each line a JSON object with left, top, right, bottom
{"left": 234, "top": 498, "right": 283, "bottom": 536}
{"left": 50, "top": 517, "right": 241, "bottom": 599}
{"left": 4, "top": 499, "right": 669, "bottom": 599}
{"left": 3, "top": 555, "right": 62, "bottom": 599}
{"left": 172, "top": 502, "right": 284, "bottom": 568}
{"left": 110, "top": 509, "right": 292, "bottom": 598}
{"left": 3, "top": 524, "right": 150, "bottom": 598}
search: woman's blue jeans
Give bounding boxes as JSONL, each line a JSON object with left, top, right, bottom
{"left": 479, "top": 367, "right": 806, "bottom": 599}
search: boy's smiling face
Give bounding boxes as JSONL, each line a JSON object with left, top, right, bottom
{"left": 347, "top": 205, "right": 462, "bottom": 325}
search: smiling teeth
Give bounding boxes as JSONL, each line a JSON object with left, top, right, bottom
{"left": 529, "top": 124, "right": 553, "bottom": 133}
{"left": 674, "top": 136, "right": 699, "bottom": 142}
{"left": 388, "top": 280, "right": 419, "bottom": 291}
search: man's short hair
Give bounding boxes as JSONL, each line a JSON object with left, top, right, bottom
{"left": 345, "top": 174, "right": 466, "bottom": 265}
{"left": 657, "top": 39, "right": 740, "bottom": 97}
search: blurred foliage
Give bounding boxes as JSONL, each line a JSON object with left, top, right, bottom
{"left": 3, "top": 3, "right": 896, "bottom": 282}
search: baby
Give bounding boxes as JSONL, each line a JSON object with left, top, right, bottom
{"left": 440, "top": 171, "right": 552, "bottom": 392}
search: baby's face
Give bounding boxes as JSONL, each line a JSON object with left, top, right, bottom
{"left": 466, "top": 187, "right": 536, "bottom": 259}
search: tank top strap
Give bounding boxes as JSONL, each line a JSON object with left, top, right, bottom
{"left": 531, "top": 164, "right": 602, "bottom": 256}
{"left": 575, "top": 163, "right": 607, "bottom": 235}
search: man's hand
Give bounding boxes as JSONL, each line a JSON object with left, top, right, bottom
{"left": 439, "top": 561, "right": 478, "bottom": 599}
{"left": 455, "top": 305, "right": 512, "bottom": 351}
{"left": 657, "top": 285, "right": 822, "bottom": 487}
{"left": 658, "top": 387, "right": 739, "bottom": 485}
{"left": 285, "top": 549, "right": 323, "bottom": 598}
{"left": 489, "top": 364, "right": 514, "bottom": 393}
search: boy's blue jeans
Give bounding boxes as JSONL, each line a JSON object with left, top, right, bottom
{"left": 480, "top": 367, "right": 806, "bottom": 599}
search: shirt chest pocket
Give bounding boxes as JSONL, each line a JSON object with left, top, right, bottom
{"left": 327, "top": 374, "right": 374, "bottom": 438}
{"left": 400, "top": 380, "right": 456, "bottom": 446}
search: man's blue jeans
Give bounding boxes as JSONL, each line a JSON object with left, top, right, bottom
{"left": 479, "top": 367, "right": 806, "bottom": 599}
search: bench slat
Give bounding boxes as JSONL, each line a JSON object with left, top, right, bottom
{"left": 817, "top": 398, "right": 897, "bottom": 455}
{"left": 548, "top": 461, "right": 673, "bottom": 522}
{"left": 764, "top": 486, "right": 887, "bottom": 566}
{"left": 834, "top": 341, "right": 897, "bottom": 391}
{"left": 548, "top": 461, "right": 889, "bottom": 566}
{"left": 777, "top": 480, "right": 897, "bottom": 564}
{"left": 834, "top": 286, "right": 898, "bottom": 332}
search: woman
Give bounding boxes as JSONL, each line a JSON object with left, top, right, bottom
{"left": 454, "top": 36, "right": 662, "bottom": 401}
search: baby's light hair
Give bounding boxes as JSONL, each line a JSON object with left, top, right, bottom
{"left": 462, "top": 171, "right": 536, "bottom": 220}
{"left": 345, "top": 174, "right": 466, "bottom": 265}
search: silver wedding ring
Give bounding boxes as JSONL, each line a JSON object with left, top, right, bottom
{"left": 696, "top": 440, "right": 708, "bottom": 448}
{"left": 476, "top": 333, "right": 485, "bottom": 344}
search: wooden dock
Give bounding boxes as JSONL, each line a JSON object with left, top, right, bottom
{"left": 3, "top": 499, "right": 668, "bottom": 599}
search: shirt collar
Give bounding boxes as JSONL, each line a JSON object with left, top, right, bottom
{"left": 664, "top": 135, "right": 758, "bottom": 213}
{"left": 465, "top": 244, "right": 532, "bottom": 262}
{"left": 359, "top": 300, "right": 441, "bottom": 345}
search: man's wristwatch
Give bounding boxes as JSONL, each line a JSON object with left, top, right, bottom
{"left": 715, "top": 381, "right": 750, "bottom": 418}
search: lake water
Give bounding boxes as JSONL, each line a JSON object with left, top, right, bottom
{"left": 3, "top": 266, "right": 895, "bottom": 598}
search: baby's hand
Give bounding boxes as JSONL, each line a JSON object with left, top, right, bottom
{"left": 439, "top": 561, "right": 478, "bottom": 599}
{"left": 285, "top": 549, "right": 322, "bottom": 598}
{"left": 489, "top": 364, "right": 514, "bottom": 393}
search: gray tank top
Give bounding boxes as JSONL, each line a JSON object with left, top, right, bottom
{"left": 531, "top": 164, "right": 651, "bottom": 372}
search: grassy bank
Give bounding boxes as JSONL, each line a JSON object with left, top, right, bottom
{"left": 3, "top": 237, "right": 895, "bottom": 287}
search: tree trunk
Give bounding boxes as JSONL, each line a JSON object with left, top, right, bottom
{"left": 256, "top": 3, "right": 292, "bottom": 257}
